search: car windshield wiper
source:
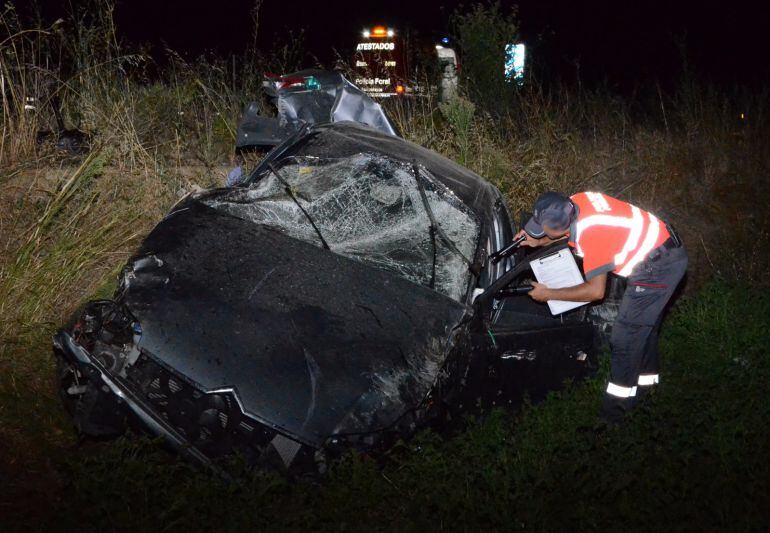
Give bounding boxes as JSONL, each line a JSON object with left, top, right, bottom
{"left": 413, "top": 163, "right": 438, "bottom": 288}
{"left": 411, "top": 163, "right": 473, "bottom": 286}
{"left": 268, "top": 162, "right": 330, "bottom": 250}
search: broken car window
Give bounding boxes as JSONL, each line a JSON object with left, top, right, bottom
{"left": 204, "top": 153, "right": 480, "bottom": 302}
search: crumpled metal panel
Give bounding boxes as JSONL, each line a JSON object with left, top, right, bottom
{"left": 236, "top": 69, "right": 398, "bottom": 149}
{"left": 120, "top": 201, "right": 467, "bottom": 447}
{"left": 330, "top": 81, "right": 397, "bottom": 135}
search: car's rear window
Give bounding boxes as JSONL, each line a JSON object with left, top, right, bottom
{"left": 205, "top": 153, "right": 480, "bottom": 302}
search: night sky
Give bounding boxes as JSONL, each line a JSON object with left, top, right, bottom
{"left": 29, "top": 0, "right": 770, "bottom": 88}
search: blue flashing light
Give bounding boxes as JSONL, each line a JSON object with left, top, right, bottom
{"left": 441, "top": 37, "right": 449, "bottom": 44}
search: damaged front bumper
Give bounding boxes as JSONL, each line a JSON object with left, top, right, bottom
{"left": 53, "top": 319, "right": 322, "bottom": 473}
{"left": 53, "top": 330, "right": 213, "bottom": 466}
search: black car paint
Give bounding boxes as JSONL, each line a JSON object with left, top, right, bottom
{"left": 53, "top": 122, "right": 600, "bottom": 470}
{"left": 122, "top": 201, "right": 469, "bottom": 446}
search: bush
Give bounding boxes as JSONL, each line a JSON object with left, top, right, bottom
{"left": 451, "top": 2, "right": 519, "bottom": 113}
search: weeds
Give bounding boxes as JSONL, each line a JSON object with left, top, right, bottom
{"left": 438, "top": 95, "right": 476, "bottom": 166}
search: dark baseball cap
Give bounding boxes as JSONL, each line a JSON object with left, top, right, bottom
{"left": 524, "top": 191, "right": 576, "bottom": 238}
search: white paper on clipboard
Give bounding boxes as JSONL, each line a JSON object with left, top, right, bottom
{"left": 529, "top": 249, "right": 589, "bottom": 315}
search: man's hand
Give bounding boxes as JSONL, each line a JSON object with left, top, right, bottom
{"left": 513, "top": 229, "right": 544, "bottom": 248}
{"left": 528, "top": 274, "right": 608, "bottom": 303}
{"left": 528, "top": 281, "right": 551, "bottom": 302}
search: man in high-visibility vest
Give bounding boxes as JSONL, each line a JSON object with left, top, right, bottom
{"left": 513, "top": 191, "right": 688, "bottom": 424}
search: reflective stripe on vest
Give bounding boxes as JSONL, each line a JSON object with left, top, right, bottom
{"left": 574, "top": 192, "right": 662, "bottom": 277}
{"left": 613, "top": 206, "right": 643, "bottom": 266}
{"left": 618, "top": 212, "right": 660, "bottom": 276}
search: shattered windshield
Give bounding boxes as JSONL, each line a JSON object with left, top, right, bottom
{"left": 204, "top": 153, "right": 479, "bottom": 302}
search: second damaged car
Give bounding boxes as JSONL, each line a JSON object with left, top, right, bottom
{"left": 54, "top": 121, "right": 607, "bottom": 473}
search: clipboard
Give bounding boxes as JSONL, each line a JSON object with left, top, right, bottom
{"left": 529, "top": 248, "right": 589, "bottom": 315}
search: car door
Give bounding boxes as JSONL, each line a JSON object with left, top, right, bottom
{"left": 475, "top": 241, "right": 598, "bottom": 408}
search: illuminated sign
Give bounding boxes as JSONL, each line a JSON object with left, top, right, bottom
{"left": 353, "top": 24, "right": 404, "bottom": 98}
{"left": 354, "top": 77, "right": 392, "bottom": 86}
{"left": 356, "top": 42, "right": 396, "bottom": 51}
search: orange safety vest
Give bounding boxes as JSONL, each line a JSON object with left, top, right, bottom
{"left": 568, "top": 192, "right": 670, "bottom": 279}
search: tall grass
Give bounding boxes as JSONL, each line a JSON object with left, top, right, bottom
{"left": 386, "top": 80, "right": 770, "bottom": 287}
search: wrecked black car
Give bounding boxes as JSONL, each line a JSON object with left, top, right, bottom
{"left": 54, "top": 121, "right": 607, "bottom": 473}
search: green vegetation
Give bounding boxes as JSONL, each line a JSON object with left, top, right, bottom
{"left": 1, "top": 2, "right": 769, "bottom": 530}
{"left": 450, "top": 2, "right": 519, "bottom": 111}
{"left": 4, "top": 281, "right": 766, "bottom": 531}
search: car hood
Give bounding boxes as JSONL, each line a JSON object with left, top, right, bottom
{"left": 119, "top": 200, "right": 468, "bottom": 447}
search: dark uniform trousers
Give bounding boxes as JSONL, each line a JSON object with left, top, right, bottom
{"left": 601, "top": 243, "right": 688, "bottom": 423}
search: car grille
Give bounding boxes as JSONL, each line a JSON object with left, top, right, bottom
{"left": 124, "top": 352, "right": 312, "bottom": 469}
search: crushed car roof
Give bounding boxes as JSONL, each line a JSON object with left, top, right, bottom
{"left": 251, "top": 121, "right": 504, "bottom": 221}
